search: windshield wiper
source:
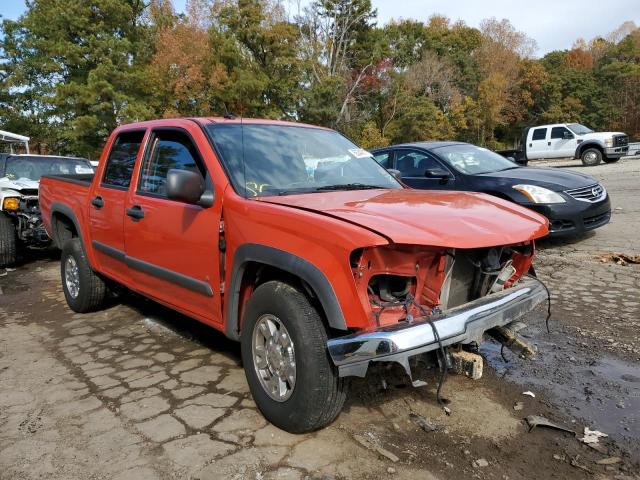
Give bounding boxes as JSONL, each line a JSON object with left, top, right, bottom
{"left": 314, "top": 183, "right": 386, "bottom": 191}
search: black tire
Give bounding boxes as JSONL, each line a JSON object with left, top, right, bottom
{"left": 0, "top": 213, "right": 18, "bottom": 267}
{"left": 241, "top": 280, "right": 348, "bottom": 433}
{"left": 580, "top": 148, "right": 602, "bottom": 166}
{"left": 603, "top": 157, "right": 620, "bottom": 164}
{"left": 61, "top": 238, "right": 107, "bottom": 312}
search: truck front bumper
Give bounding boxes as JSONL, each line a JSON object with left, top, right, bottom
{"left": 327, "top": 278, "right": 547, "bottom": 378}
{"left": 604, "top": 146, "right": 628, "bottom": 159}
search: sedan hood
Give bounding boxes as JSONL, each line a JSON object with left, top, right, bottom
{"left": 478, "top": 167, "right": 597, "bottom": 191}
{"left": 259, "top": 189, "right": 548, "bottom": 248}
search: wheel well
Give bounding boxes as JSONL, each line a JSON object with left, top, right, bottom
{"left": 578, "top": 143, "right": 603, "bottom": 157}
{"left": 51, "top": 212, "right": 78, "bottom": 247}
{"left": 235, "top": 261, "right": 331, "bottom": 336}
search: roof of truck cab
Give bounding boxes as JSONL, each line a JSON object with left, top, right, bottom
{"left": 117, "top": 117, "right": 331, "bottom": 131}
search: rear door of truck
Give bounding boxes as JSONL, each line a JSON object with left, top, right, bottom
{"left": 123, "top": 123, "right": 222, "bottom": 326}
{"left": 89, "top": 130, "right": 146, "bottom": 283}
{"left": 526, "top": 127, "right": 549, "bottom": 159}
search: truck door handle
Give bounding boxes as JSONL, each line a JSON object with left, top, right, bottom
{"left": 547, "top": 141, "right": 551, "bottom": 146}
{"left": 91, "top": 196, "right": 104, "bottom": 208}
{"left": 126, "top": 205, "right": 145, "bottom": 220}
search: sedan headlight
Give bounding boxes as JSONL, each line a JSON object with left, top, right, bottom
{"left": 604, "top": 138, "right": 613, "bottom": 147}
{"left": 2, "top": 197, "right": 20, "bottom": 211}
{"left": 513, "top": 185, "right": 565, "bottom": 204}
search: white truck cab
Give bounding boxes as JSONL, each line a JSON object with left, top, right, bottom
{"left": 525, "top": 123, "right": 629, "bottom": 166}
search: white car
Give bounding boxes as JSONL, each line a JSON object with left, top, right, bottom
{"left": 0, "top": 154, "right": 94, "bottom": 266}
{"left": 524, "top": 123, "right": 629, "bottom": 166}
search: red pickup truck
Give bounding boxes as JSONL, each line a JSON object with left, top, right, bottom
{"left": 40, "top": 118, "right": 549, "bottom": 432}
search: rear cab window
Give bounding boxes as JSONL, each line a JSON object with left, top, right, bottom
{"left": 531, "top": 128, "right": 547, "bottom": 141}
{"left": 102, "top": 131, "right": 146, "bottom": 189}
{"left": 138, "top": 129, "right": 205, "bottom": 199}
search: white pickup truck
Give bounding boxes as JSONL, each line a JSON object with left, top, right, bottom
{"left": 523, "top": 123, "right": 629, "bottom": 166}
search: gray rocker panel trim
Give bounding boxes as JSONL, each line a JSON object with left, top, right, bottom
{"left": 92, "top": 240, "right": 214, "bottom": 297}
{"left": 225, "top": 243, "right": 348, "bottom": 341}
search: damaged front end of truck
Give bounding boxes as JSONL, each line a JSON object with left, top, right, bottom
{"left": 328, "top": 242, "right": 548, "bottom": 384}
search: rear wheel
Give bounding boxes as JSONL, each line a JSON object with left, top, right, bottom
{"left": 581, "top": 148, "right": 602, "bottom": 166}
{"left": 0, "top": 214, "right": 18, "bottom": 267}
{"left": 241, "top": 280, "right": 348, "bottom": 433}
{"left": 603, "top": 157, "right": 620, "bottom": 164}
{"left": 61, "top": 238, "right": 107, "bottom": 312}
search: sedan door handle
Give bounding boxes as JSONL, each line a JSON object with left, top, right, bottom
{"left": 91, "top": 196, "right": 104, "bottom": 208}
{"left": 126, "top": 205, "right": 145, "bottom": 220}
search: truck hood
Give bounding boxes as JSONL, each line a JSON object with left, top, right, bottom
{"left": 0, "top": 177, "right": 39, "bottom": 194}
{"left": 477, "top": 166, "right": 597, "bottom": 191}
{"left": 580, "top": 132, "right": 626, "bottom": 140}
{"left": 259, "top": 189, "right": 548, "bottom": 248}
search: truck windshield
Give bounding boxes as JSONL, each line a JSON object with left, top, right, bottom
{"left": 567, "top": 124, "right": 593, "bottom": 135}
{"left": 433, "top": 144, "right": 518, "bottom": 175}
{"left": 206, "top": 123, "right": 401, "bottom": 197}
{"left": 3, "top": 156, "right": 94, "bottom": 181}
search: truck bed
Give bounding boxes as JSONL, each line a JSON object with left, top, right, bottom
{"left": 39, "top": 174, "right": 94, "bottom": 248}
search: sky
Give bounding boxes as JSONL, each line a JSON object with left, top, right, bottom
{"left": 1, "top": 0, "right": 638, "bottom": 56}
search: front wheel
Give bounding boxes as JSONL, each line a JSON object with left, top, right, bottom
{"left": 581, "top": 148, "right": 602, "bottom": 166}
{"left": 241, "top": 280, "right": 348, "bottom": 433}
{"left": 0, "top": 214, "right": 18, "bottom": 267}
{"left": 61, "top": 238, "right": 107, "bottom": 312}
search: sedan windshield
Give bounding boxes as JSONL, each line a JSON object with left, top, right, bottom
{"left": 3, "top": 156, "right": 94, "bottom": 181}
{"left": 567, "top": 123, "right": 593, "bottom": 135}
{"left": 433, "top": 144, "right": 518, "bottom": 175}
{"left": 206, "top": 123, "right": 401, "bottom": 196}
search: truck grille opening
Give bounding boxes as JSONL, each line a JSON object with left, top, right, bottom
{"left": 368, "top": 274, "right": 415, "bottom": 303}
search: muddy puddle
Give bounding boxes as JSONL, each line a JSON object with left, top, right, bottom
{"left": 482, "top": 329, "right": 639, "bottom": 458}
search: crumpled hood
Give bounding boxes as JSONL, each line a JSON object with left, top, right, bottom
{"left": 0, "top": 176, "right": 40, "bottom": 193}
{"left": 259, "top": 189, "right": 549, "bottom": 248}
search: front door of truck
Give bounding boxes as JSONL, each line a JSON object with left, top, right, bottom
{"left": 123, "top": 126, "right": 222, "bottom": 326}
{"left": 89, "top": 130, "right": 146, "bottom": 284}
{"left": 549, "top": 126, "right": 576, "bottom": 158}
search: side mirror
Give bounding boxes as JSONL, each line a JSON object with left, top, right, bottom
{"left": 563, "top": 131, "right": 574, "bottom": 140}
{"left": 166, "top": 169, "right": 212, "bottom": 207}
{"left": 387, "top": 168, "right": 402, "bottom": 181}
{"left": 424, "top": 168, "right": 450, "bottom": 179}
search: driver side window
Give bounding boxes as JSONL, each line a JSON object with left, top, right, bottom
{"left": 138, "top": 130, "right": 205, "bottom": 198}
{"left": 395, "top": 150, "right": 440, "bottom": 178}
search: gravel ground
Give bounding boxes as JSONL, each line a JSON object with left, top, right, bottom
{"left": 1, "top": 157, "right": 639, "bottom": 480}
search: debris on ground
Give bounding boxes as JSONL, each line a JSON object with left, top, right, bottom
{"left": 579, "top": 427, "right": 608, "bottom": 445}
{"left": 553, "top": 453, "right": 566, "bottom": 461}
{"left": 443, "top": 406, "right": 452, "bottom": 416}
{"left": 596, "top": 252, "right": 640, "bottom": 266}
{"left": 409, "top": 413, "right": 439, "bottom": 432}
{"left": 522, "top": 391, "right": 536, "bottom": 398}
{"left": 472, "top": 458, "right": 489, "bottom": 468}
{"left": 595, "top": 456, "right": 621, "bottom": 465}
{"left": 352, "top": 433, "right": 400, "bottom": 463}
{"left": 570, "top": 455, "right": 592, "bottom": 474}
{"left": 525, "top": 415, "right": 574, "bottom": 434}
{"left": 513, "top": 401, "right": 524, "bottom": 411}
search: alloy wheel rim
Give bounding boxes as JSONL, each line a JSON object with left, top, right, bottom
{"left": 64, "top": 256, "right": 80, "bottom": 299}
{"left": 585, "top": 151, "right": 597, "bottom": 162}
{"left": 252, "top": 314, "right": 296, "bottom": 402}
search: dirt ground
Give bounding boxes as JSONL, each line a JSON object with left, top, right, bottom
{"left": 1, "top": 157, "right": 639, "bottom": 480}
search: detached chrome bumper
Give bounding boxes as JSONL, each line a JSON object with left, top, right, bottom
{"left": 327, "top": 278, "right": 547, "bottom": 378}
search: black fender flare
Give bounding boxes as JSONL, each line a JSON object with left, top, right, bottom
{"left": 50, "top": 203, "right": 83, "bottom": 248}
{"left": 575, "top": 141, "right": 604, "bottom": 159}
{"left": 225, "top": 243, "right": 348, "bottom": 340}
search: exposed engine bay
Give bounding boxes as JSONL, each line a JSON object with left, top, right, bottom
{"left": 351, "top": 243, "right": 535, "bottom": 328}
{"left": 2, "top": 188, "right": 50, "bottom": 246}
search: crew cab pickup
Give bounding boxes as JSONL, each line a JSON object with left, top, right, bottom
{"left": 40, "top": 118, "right": 550, "bottom": 432}
{"left": 499, "top": 123, "right": 629, "bottom": 167}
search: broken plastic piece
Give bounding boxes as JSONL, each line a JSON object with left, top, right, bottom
{"left": 525, "top": 415, "right": 574, "bottom": 434}
{"left": 522, "top": 391, "right": 536, "bottom": 398}
{"left": 409, "top": 413, "right": 439, "bottom": 432}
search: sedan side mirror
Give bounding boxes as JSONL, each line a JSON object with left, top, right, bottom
{"left": 166, "top": 169, "right": 213, "bottom": 207}
{"left": 563, "top": 131, "right": 574, "bottom": 140}
{"left": 425, "top": 168, "right": 450, "bottom": 179}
